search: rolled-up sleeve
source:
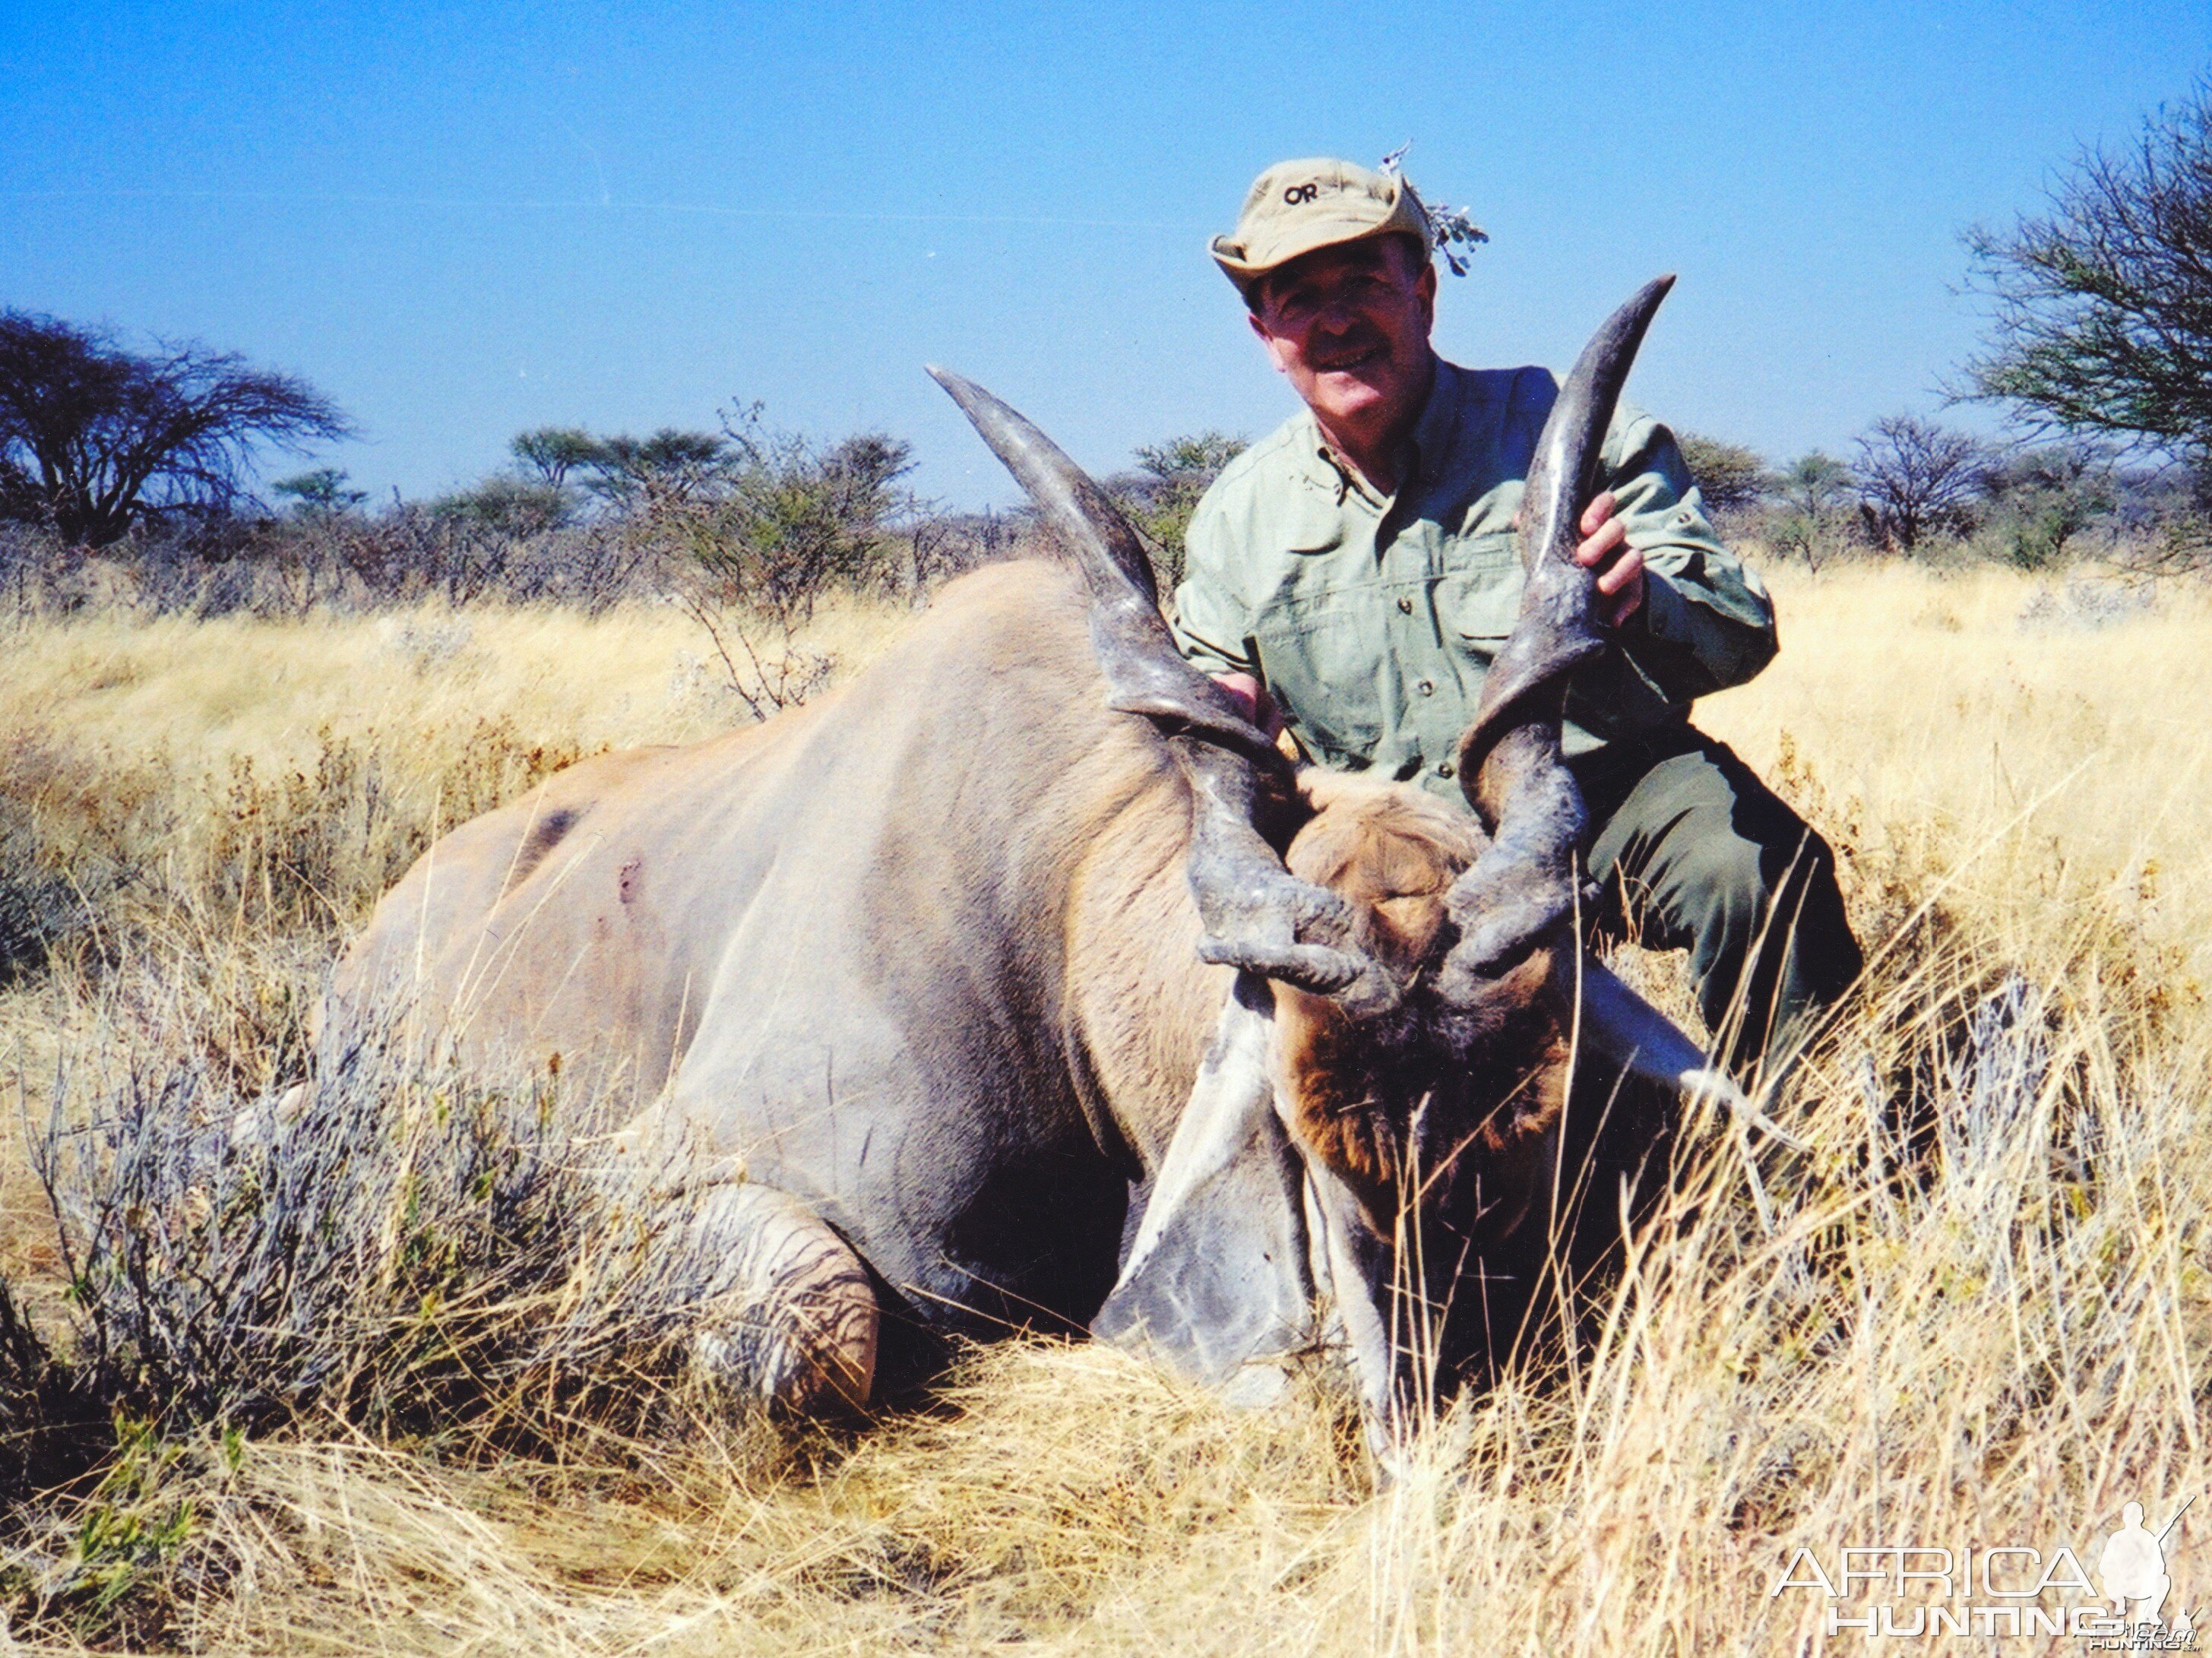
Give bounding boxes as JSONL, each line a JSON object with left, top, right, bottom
{"left": 1603, "top": 408, "right": 1777, "bottom": 701}
{"left": 1169, "top": 493, "right": 1261, "bottom": 677}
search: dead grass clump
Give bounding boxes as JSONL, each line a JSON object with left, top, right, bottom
{"left": 1, "top": 717, "right": 589, "bottom": 963}
{"left": 188, "top": 719, "right": 591, "bottom": 941}
{"left": 0, "top": 596, "right": 916, "bottom": 1001}
{"left": 0, "top": 1014, "right": 813, "bottom": 1643}
{"left": 817, "top": 1340, "right": 1364, "bottom": 1625}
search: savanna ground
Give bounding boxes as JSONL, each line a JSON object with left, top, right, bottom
{"left": 0, "top": 556, "right": 2207, "bottom": 1652}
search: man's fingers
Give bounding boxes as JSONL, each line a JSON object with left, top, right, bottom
{"left": 1595, "top": 546, "right": 1644, "bottom": 596}
{"left": 1212, "top": 672, "right": 1258, "bottom": 716}
{"left": 1572, "top": 514, "right": 1627, "bottom": 568}
{"left": 1574, "top": 503, "right": 1646, "bottom": 628}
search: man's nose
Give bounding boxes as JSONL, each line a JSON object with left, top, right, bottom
{"left": 1309, "top": 297, "right": 1364, "bottom": 338}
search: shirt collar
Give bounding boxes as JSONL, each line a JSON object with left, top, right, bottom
{"left": 1310, "top": 432, "right": 1378, "bottom": 508}
{"left": 1299, "top": 354, "right": 1460, "bottom": 505}
{"left": 1403, "top": 356, "right": 1461, "bottom": 488}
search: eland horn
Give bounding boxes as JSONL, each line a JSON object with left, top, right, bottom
{"left": 929, "top": 367, "right": 1393, "bottom": 1007}
{"left": 1438, "top": 275, "right": 1676, "bottom": 993}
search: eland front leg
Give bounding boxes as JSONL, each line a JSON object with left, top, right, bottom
{"left": 654, "top": 1179, "right": 879, "bottom": 1413}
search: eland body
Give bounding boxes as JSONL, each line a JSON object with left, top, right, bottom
{"left": 330, "top": 280, "right": 1744, "bottom": 1449}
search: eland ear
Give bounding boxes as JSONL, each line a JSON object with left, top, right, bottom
{"left": 1091, "top": 975, "right": 1318, "bottom": 1402}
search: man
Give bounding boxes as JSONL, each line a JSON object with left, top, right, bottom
{"left": 1172, "top": 157, "right": 1860, "bottom": 1076}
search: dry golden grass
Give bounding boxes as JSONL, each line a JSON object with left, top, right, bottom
{"left": 0, "top": 596, "right": 916, "bottom": 775}
{"left": 1702, "top": 562, "right": 2212, "bottom": 993}
{"left": 1, "top": 560, "right": 2208, "bottom": 1652}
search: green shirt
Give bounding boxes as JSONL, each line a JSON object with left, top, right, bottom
{"left": 1169, "top": 358, "right": 1777, "bottom": 797}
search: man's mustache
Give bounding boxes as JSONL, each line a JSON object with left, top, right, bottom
{"left": 1308, "top": 331, "right": 1391, "bottom": 371}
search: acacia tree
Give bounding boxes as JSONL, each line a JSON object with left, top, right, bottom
{"left": 691, "top": 422, "right": 916, "bottom": 618}
{"left": 508, "top": 426, "right": 598, "bottom": 490}
{"left": 577, "top": 428, "right": 733, "bottom": 511}
{"left": 644, "top": 407, "right": 920, "bottom": 718}
{"left": 1674, "top": 432, "right": 1769, "bottom": 516}
{"left": 272, "top": 467, "right": 368, "bottom": 520}
{"left": 0, "top": 312, "right": 352, "bottom": 546}
{"left": 1768, "top": 452, "right": 1855, "bottom": 571}
{"left": 1980, "top": 441, "right": 2118, "bottom": 568}
{"left": 1106, "top": 431, "right": 1246, "bottom": 590}
{"left": 1853, "top": 415, "right": 1986, "bottom": 552}
{"left": 1962, "top": 84, "right": 2212, "bottom": 473}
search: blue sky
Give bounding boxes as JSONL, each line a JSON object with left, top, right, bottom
{"left": 5, "top": 2, "right": 2207, "bottom": 507}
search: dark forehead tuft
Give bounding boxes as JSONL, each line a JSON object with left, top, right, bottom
{"left": 1285, "top": 777, "right": 1483, "bottom": 897}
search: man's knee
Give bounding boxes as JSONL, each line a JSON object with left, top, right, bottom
{"left": 1675, "top": 813, "right": 1852, "bottom": 971}
{"left": 1603, "top": 795, "right": 1786, "bottom": 957}
{"left": 1635, "top": 745, "right": 1840, "bottom": 923}
{"left": 1587, "top": 733, "right": 1861, "bottom": 1046}
{"left": 1671, "top": 826, "right": 1771, "bottom": 937}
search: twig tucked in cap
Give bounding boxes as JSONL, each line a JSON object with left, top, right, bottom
{"left": 1379, "top": 143, "right": 1490, "bottom": 277}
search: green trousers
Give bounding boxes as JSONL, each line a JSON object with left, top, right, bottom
{"left": 1571, "top": 724, "right": 1862, "bottom": 1078}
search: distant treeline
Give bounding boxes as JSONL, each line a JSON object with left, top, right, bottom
{"left": 0, "top": 379, "right": 1247, "bottom": 621}
{"left": 4, "top": 397, "right": 2207, "bottom": 628}
{"left": 1674, "top": 419, "right": 2207, "bottom": 576}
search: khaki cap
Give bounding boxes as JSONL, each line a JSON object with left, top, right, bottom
{"left": 1210, "top": 157, "right": 1433, "bottom": 297}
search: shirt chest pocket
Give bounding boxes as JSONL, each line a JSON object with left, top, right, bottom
{"left": 1274, "top": 489, "right": 1352, "bottom": 558}
{"left": 1438, "top": 565, "right": 1525, "bottom": 672}
{"left": 1250, "top": 593, "right": 1391, "bottom": 765}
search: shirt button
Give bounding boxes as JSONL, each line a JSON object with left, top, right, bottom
{"left": 1436, "top": 761, "right": 1455, "bottom": 778}
{"left": 1417, "top": 679, "right": 1435, "bottom": 696}
{"left": 1397, "top": 595, "right": 1413, "bottom": 613}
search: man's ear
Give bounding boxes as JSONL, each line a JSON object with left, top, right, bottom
{"left": 1249, "top": 310, "right": 1299, "bottom": 378}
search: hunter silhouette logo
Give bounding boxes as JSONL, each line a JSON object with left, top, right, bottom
{"left": 2092, "top": 1497, "right": 2195, "bottom": 1647}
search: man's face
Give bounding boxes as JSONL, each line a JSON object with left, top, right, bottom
{"left": 1248, "top": 237, "right": 1438, "bottom": 438}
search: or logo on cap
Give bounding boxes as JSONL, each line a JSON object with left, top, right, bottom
{"left": 1283, "top": 182, "right": 1319, "bottom": 205}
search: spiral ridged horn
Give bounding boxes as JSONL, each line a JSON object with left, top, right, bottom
{"left": 929, "top": 367, "right": 1394, "bottom": 1008}
{"left": 1438, "top": 275, "right": 1675, "bottom": 995}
